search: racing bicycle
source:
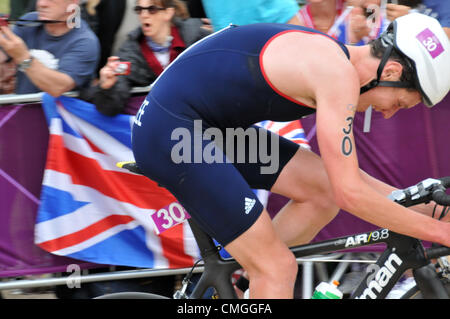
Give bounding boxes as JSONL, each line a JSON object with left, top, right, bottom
{"left": 97, "top": 163, "right": 450, "bottom": 299}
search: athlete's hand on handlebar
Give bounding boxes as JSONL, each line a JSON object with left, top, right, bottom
{"left": 431, "top": 177, "right": 450, "bottom": 207}
{"left": 390, "top": 177, "right": 450, "bottom": 247}
{"left": 388, "top": 177, "right": 450, "bottom": 208}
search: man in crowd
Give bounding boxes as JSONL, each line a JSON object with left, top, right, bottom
{"left": 0, "top": 0, "right": 99, "bottom": 96}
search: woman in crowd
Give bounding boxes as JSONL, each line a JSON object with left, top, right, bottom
{"left": 81, "top": 0, "right": 210, "bottom": 116}
{"left": 296, "top": 0, "right": 346, "bottom": 37}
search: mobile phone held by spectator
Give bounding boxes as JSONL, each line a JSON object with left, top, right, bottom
{"left": 114, "top": 61, "right": 131, "bottom": 76}
{"left": 0, "top": 17, "right": 8, "bottom": 27}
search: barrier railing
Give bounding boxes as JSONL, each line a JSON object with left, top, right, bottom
{"left": 0, "top": 86, "right": 152, "bottom": 105}
{"left": 0, "top": 256, "right": 376, "bottom": 291}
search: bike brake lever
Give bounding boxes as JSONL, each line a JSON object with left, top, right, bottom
{"left": 173, "top": 277, "right": 190, "bottom": 299}
{"left": 388, "top": 178, "right": 442, "bottom": 207}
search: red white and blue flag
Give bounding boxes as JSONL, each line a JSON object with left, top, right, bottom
{"left": 253, "top": 120, "right": 310, "bottom": 208}
{"left": 35, "top": 95, "right": 311, "bottom": 268}
{"left": 257, "top": 120, "right": 311, "bottom": 150}
{"left": 35, "top": 94, "right": 200, "bottom": 269}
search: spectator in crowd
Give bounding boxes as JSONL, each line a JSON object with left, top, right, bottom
{"left": 344, "top": 0, "right": 390, "bottom": 44}
{"left": 9, "top": 0, "right": 35, "bottom": 20}
{"left": 200, "top": 0, "right": 303, "bottom": 32}
{"left": 111, "top": 0, "right": 142, "bottom": 54}
{"left": 0, "top": 0, "right": 100, "bottom": 96}
{"left": 0, "top": 13, "right": 16, "bottom": 94}
{"left": 385, "top": 0, "right": 422, "bottom": 22}
{"left": 183, "top": 0, "right": 206, "bottom": 18}
{"left": 296, "top": 0, "right": 346, "bottom": 36}
{"left": 81, "top": 0, "right": 127, "bottom": 73}
{"left": 296, "top": 0, "right": 388, "bottom": 44}
{"left": 0, "top": 58, "right": 15, "bottom": 94}
{"left": 80, "top": 0, "right": 210, "bottom": 116}
{"left": 386, "top": 0, "right": 449, "bottom": 38}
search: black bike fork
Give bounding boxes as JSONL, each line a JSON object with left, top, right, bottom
{"left": 413, "top": 263, "right": 448, "bottom": 298}
{"left": 187, "top": 220, "right": 240, "bottom": 299}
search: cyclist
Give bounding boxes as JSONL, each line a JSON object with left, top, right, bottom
{"left": 132, "top": 13, "right": 450, "bottom": 298}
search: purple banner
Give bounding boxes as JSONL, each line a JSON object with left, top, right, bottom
{"left": 0, "top": 95, "right": 145, "bottom": 278}
{"left": 0, "top": 94, "right": 449, "bottom": 277}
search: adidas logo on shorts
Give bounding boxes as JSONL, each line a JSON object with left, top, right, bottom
{"left": 244, "top": 197, "right": 256, "bottom": 215}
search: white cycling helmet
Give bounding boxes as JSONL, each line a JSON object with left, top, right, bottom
{"left": 360, "top": 13, "right": 450, "bottom": 107}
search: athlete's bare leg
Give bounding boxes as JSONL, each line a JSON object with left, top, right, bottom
{"left": 228, "top": 148, "right": 339, "bottom": 298}
{"left": 270, "top": 148, "right": 340, "bottom": 246}
{"left": 224, "top": 210, "right": 298, "bottom": 298}
{"left": 227, "top": 148, "right": 341, "bottom": 298}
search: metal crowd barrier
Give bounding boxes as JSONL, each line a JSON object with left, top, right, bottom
{"left": 0, "top": 256, "right": 376, "bottom": 292}
{"left": 0, "top": 86, "right": 152, "bottom": 105}
{"left": 0, "top": 266, "right": 204, "bottom": 291}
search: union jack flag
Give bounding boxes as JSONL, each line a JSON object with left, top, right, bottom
{"left": 35, "top": 94, "right": 199, "bottom": 268}
{"left": 257, "top": 120, "right": 311, "bottom": 149}
{"left": 35, "top": 95, "right": 311, "bottom": 268}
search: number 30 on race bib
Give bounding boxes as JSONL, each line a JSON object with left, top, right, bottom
{"left": 151, "top": 202, "right": 191, "bottom": 234}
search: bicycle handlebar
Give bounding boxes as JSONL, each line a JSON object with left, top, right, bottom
{"left": 438, "top": 176, "right": 450, "bottom": 188}
{"left": 426, "top": 245, "right": 450, "bottom": 259}
{"left": 388, "top": 176, "right": 450, "bottom": 207}
{"left": 432, "top": 177, "right": 450, "bottom": 206}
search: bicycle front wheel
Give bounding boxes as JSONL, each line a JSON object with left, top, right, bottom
{"left": 401, "top": 280, "right": 450, "bottom": 299}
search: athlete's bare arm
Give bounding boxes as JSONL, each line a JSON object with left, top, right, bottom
{"left": 262, "top": 31, "right": 450, "bottom": 247}
{"left": 312, "top": 61, "right": 449, "bottom": 246}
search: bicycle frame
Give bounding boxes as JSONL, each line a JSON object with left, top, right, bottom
{"left": 114, "top": 164, "right": 449, "bottom": 299}
{"left": 188, "top": 218, "right": 450, "bottom": 299}
{"left": 291, "top": 229, "right": 449, "bottom": 299}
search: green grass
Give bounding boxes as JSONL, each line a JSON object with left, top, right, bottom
{"left": 0, "top": 0, "right": 10, "bottom": 15}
